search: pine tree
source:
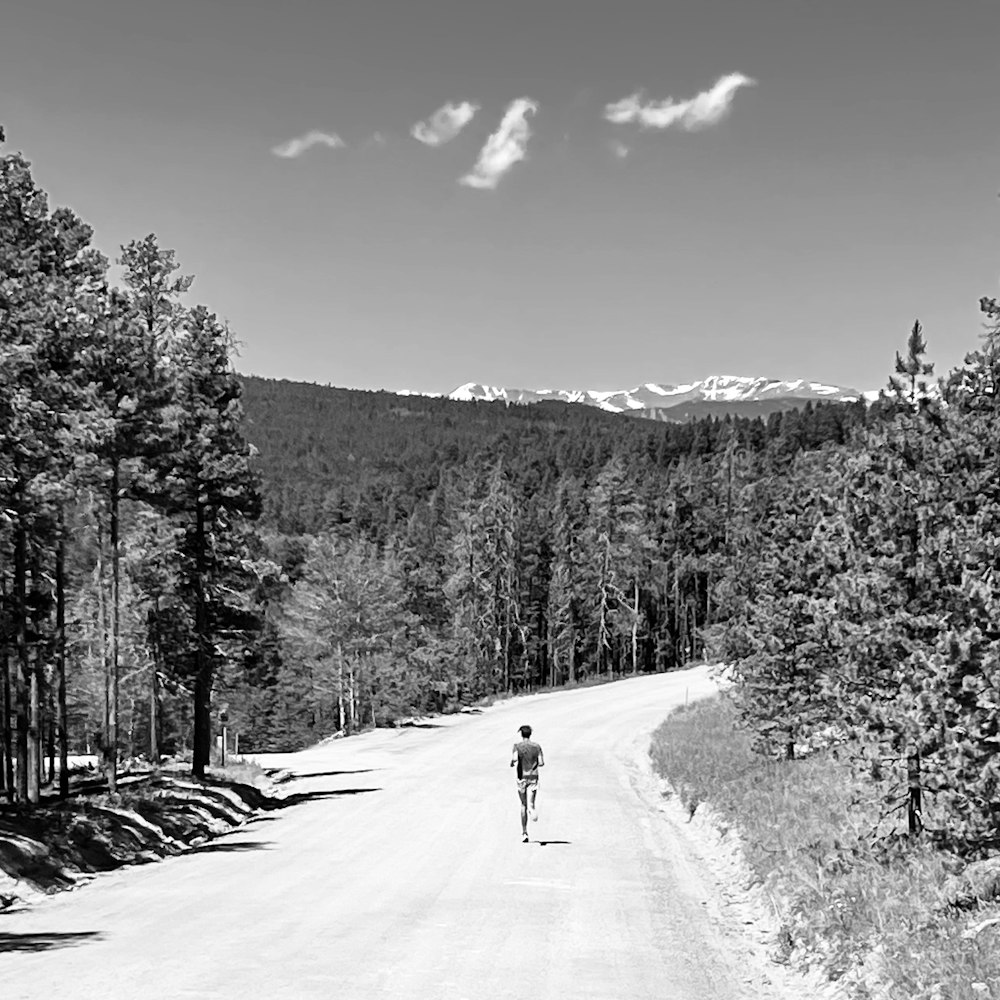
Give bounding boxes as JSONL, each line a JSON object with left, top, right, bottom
{"left": 890, "top": 319, "right": 935, "bottom": 405}
{"left": 142, "top": 303, "right": 262, "bottom": 777}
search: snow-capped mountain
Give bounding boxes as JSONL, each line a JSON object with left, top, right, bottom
{"left": 447, "top": 375, "right": 867, "bottom": 422}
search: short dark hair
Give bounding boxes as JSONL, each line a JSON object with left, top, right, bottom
{"left": 519, "top": 725, "right": 532, "bottom": 738}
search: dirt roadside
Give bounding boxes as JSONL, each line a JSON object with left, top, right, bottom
{"left": 625, "top": 726, "right": 849, "bottom": 1000}
{"left": 0, "top": 766, "right": 288, "bottom": 911}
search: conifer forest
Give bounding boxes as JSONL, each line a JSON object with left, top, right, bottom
{"left": 4, "top": 134, "right": 1000, "bottom": 855}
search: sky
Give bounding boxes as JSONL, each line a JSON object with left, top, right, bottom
{"left": 2, "top": 0, "right": 999, "bottom": 395}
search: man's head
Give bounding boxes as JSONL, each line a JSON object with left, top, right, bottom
{"left": 519, "top": 725, "right": 532, "bottom": 739}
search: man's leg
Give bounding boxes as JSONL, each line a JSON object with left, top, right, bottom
{"left": 529, "top": 783, "right": 539, "bottom": 822}
{"left": 518, "top": 785, "right": 529, "bottom": 840}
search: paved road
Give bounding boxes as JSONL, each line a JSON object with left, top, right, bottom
{"left": 0, "top": 666, "right": 803, "bottom": 1000}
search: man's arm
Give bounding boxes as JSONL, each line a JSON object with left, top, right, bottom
{"left": 510, "top": 744, "right": 518, "bottom": 767}
{"left": 538, "top": 747, "right": 544, "bottom": 767}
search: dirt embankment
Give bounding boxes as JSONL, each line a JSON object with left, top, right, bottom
{"left": 0, "top": 766, "right": 289, "bottom": 910}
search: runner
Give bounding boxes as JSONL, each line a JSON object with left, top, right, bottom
{"left": 510, "top": 724, "right": 544, "bottom": 842}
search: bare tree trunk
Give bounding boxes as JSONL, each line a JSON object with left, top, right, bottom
{"left": 46, "top": 685, "right": 55, "bottom": 786}
{"left": 108, "top": 462, "right": 121, "bottom": 788}
{"left": 348, "top": 663, "right": 356, "bottom": 732}
{"left": 192, "top": 501, "right": 214, "bottom": 780}
{"left": 150, "top": 664, "right": 160, "bottom": 764}
{"left": 56, "top": 522, "right": 68, "bottom": 798}
{"left": 1, "top": 573, "right": 13, "bottom": 802}
{"left": 502, "top": 600, "right": 511, "bottom": 693}
{"left": 27, "top": 662, "right": 40, "bottom": 802}
{"left": 14, "top": 521, "right": 30, "bottom": 803}
{"left": 127, "top": 695, "right": 136, "bottom": 759}
{"left": 28, "top": 555, "right": 42, "bottom": 802}
{"left": 631, "top": 578, "right": 639, "bottom": 675}
{"left": 672, "top": 559, "right": 681, "bottom": 666}
{"left": 193, "top": 669, "right": 211, "bottom": 777}
{"left": 149, "top": 600, "right": 161, "bottom": 765}
{"left": 599, "top": 536, "right": 611, "bottom": 678}
{"left": 97, "top": 519, "right": 116, "bottom": 791}
{"left": 336, "top": 644, "right": 345, "bottom": 732}
{"left": 1, "top": 639, "right": 11, "bottom": 802}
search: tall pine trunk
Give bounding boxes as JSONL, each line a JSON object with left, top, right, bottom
{"left": 149, "top": 600, "right": 161, "bottom": 764}
{"left": 599, "top": 535, "right": 612, "bottom": 678}
{"left": 56, "top": 522, "right": 68, "bottom": 798}
{"left": 348, "top": 663, "right": 356, "bottom": 732}
{"left": 109, "top": 461, "right": 121, "bottom": 790}
{"left": 149, "top": 664, "right": 160, "bottom": 764}
{"left": 97, "top": 518, "right": 116, "bottom": 792}
{"left": 336, "top": 644, "right": 345, "bottom": 732}
{"left": 14, "top": 521, "right": 30, "bottom": 802}
{"left": 1, "top": 574, "right": 13, "bottom": 802}
{"left": 1, "top": 634, "right": 11, "bottom": 802}
{"left": 28, "top": 556, "right": 42, "bottom": 802}
{"left": 631, "top": 579, "right": 639, "bottom": 674}
{"left": 192, "top": 502, "right": 212, "bottom": 778}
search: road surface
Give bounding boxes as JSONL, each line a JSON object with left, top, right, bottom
{"left": 0, "top": 666, "right": 821, "bottom": 1000}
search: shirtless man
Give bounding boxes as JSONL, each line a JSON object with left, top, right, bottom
{"left": 510, "top": 724, "right": 544, "bottom": 843}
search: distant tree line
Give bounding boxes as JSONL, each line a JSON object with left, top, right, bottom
{"left": 227, "top": 374, "right": 873, "bottom": 752}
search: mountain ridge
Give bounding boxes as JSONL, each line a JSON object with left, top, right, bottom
{"left": 403, "top": 374, "right": 878, "bottom": 422}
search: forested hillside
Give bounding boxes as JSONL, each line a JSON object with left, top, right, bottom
{"left": 230, "top": 373, "right": 872, "bottom": 751}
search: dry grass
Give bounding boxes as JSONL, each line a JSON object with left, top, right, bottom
{"left": 650, "top": 695, "right": 1000, "bottom": 1000}
{"left": 205, "top": 757, "right": 272, "bottom": 788}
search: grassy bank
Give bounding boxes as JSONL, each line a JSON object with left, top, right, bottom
{"left": 650, "top": 695, "right": 1000, "bottom": 1000}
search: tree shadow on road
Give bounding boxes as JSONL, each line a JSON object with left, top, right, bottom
{"left": 0, "top": 931, "right": 102, "bottom": 953}
{"left": 536, "top": 841, "right": 572, "bottom": 846}
{"left": 275, "top": 788, "right": 382, "bottom": 808}
{"left": 291, "top": 769, "right": 381, "bottom": 779}
{"left": 184, "top": 840, "right": 273, "bottom": 855}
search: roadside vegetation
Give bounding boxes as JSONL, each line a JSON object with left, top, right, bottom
{"left": 652, "top": 695, "right": 1000, "bottom": 1000}
{"left": 0, "top": 757, "right": 280, "bottom": 909}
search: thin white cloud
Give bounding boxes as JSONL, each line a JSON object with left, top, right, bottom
{"left": 605, "top": 73, "right": 756, "bottom": 130}
{"left": 271, "top": 130, "right": 346, "bottom": 159}
{"left": 460, "top": 98, "right": 538, "bottom": 190}
{"left": 411, "top": 101, "right": 479, "bottom": 146}
{"left": 611, "top": 139, "right": 630, "bottom": 159}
